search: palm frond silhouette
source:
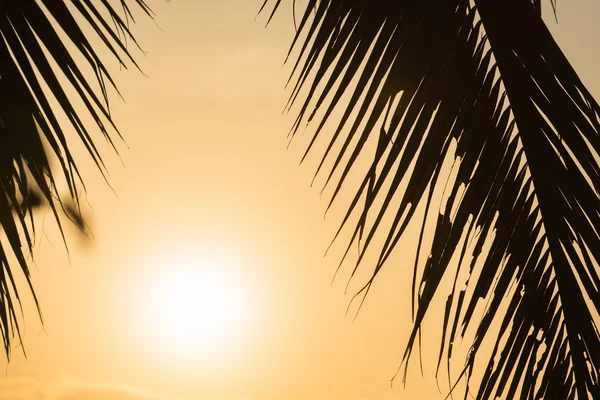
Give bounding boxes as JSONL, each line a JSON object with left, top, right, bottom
{"left": 0, "top": 0, "right": 152, "bottom": 359}
{"left": 263, "top": 0, "right": 600, "bottom": 398}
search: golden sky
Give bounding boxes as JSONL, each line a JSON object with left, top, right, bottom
{"left": 1, "top": 1, "right": 599, "bottom": 399}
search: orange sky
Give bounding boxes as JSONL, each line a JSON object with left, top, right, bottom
{"left": 1, "top": 1, "right": 599, "bottom": 399}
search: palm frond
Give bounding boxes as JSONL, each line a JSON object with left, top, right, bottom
{"left": 0, "top": 0, "right": 152, "bottom": 360}
{"left": 264, "top": 0, "right": 600, "bottom": 398}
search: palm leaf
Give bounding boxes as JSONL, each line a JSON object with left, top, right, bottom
{"left": 264, "top": 0, "right": 600, "bottom": 398}
{"left": 0, "top": 0, "right": 152, "bottom": 360}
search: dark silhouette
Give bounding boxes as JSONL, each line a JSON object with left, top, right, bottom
{"left": 262, "top": 0, "right": 600, "bottom": 398}
{"left": 0, "top": 1, "right": 152, "bottom": 359}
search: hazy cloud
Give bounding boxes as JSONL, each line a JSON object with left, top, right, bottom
{"left": 0, "top": 373, "right": 173, "bottom": 400}
{"left": 0, "top": 375, "right": 404, "bottom": 400}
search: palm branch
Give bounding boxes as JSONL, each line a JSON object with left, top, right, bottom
{"left": 0, "top": 0, "right": 152, "bottom": 360}
{"left": 263, "top": 0, "right": 600, "bottom": 398}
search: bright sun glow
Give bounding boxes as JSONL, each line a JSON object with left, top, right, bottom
{"left": 143, "top": 254, "right": 246, "bottom": 358}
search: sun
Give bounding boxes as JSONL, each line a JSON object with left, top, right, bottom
{"left": 142, "top": 254, "right": 246, "bottom": 357}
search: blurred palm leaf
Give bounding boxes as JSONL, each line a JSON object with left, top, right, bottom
{"left": 264, "top": 0, "right": 600, "bottom": 398}
{"left": 0, "top": 0, "right": 152, "bottom": 360}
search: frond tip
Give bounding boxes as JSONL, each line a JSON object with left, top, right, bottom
{"left": 265, "top": 0, "right": 600, "bottom": 398}
{"left": 0, "top": 0, "right": 153, "bottom": 360}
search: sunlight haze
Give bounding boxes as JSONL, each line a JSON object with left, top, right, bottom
{"left": 1, "top": 1, "right": 599, "bottom": 399}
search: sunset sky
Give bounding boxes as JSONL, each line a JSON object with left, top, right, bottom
{"left": 1, "top": 1, "right": 599, "bottom": 399}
